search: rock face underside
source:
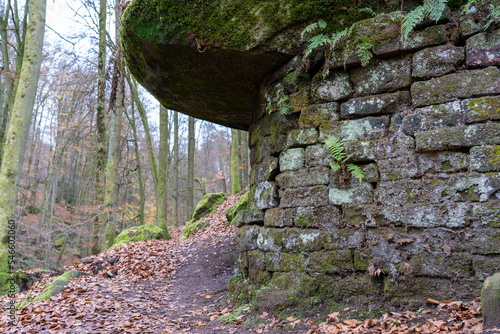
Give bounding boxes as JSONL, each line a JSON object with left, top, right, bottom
{"left": 122, "top": 0, "right": 500, "bottom": 310}
{"left": 121, "top": 0, "right": 390, "bottom": 129}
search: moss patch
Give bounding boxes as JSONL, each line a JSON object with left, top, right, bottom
{"left": 225, "top": 191, "right": 249, "bottom": 225}
{"left": 182, "top": 192, "right": 227, "bottom": 239}
{"left": 111, "top": 224, "right": 169, "bottom": 249}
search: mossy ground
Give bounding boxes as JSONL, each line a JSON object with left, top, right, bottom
{"left": 111, "top": 224, "right": 169, "bottom": 249}
{"left": 182, "top": 193, "right": 227, "bottom": 239}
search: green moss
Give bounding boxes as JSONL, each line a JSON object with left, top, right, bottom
{"left": 17, "top": 270, "right": 83, "bottom": 308}
{"left": 182, "top": 192, "right": 227, "bottom": 239}
{"left": 124, "top": 0, "right": 389, "bottom": 50}
{"left": 111, "top": 224, "right": 169, "bottom": 249}
{"left": 226, "top": 191, "right": 249, "bottom": 225}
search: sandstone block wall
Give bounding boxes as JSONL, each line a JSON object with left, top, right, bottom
{"left": 240, "top": 15, "right": 500, "bottom": 307}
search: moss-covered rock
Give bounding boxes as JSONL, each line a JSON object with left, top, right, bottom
{"left": 482, "top": 273, "right": 500, "bottom": 330}
{"left": 182, "top": 192, "right": 227, "bottom": 239}
{"left": 17, "top": 270, "right": 83, "bottom": 308}
{"left": 225, "top": 191, "right": 249, "bottom": 225}
{"left": 112, "top": 224, "right": 169, "bottom": 248}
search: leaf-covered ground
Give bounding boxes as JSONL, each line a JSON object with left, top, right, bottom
{"left": 0, "top": 193, "right": 491, "bottom": 333}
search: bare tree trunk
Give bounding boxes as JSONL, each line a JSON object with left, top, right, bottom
{"left": 230, "top": 128, "right": 240, "bottom": 194}
{"left": 0, "top": 0, "right": 46, "bottom": 289}
{"left": 157, "top": 105, "right": 170, "bottom": 237}
{"left": 92, "top": 0, "right": 107, "bottom": 255}
{"left": 186, "top": 116, "right": 195, "bottom": 221}
{"left": 172, "top": 111, "right": 179, "bottom": 226}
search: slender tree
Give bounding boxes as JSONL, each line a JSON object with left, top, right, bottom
{"left": 157, "top": 105, "right": 169, "bottom": 233}
{"left": 0, "top": 0, "right": 47, "bottom": 289}
{"left": 186, "top": 116, "right": 195, "bottom": 220}
{"left": 172, "top": 111, "right": 179, "bottom": 225}
{"left": 230, "top": 128, "right": 240, "bottom": 194}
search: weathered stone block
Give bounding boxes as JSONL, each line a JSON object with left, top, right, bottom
{"left": 401, "top": 101, "right": 465, "bottom": 136}
{"left": 256, "top": 227, "right": 283, "bottom": 252}
{"left": 410, "top": 252, "right": 472, "bottom": 278}
{"left": 248, "top": 269, "right": 272, "bottom": 286}
{"left": 276, "top": 166, "right": 331, "bottom": 189}
{"left": 239, "top": 225, "right": 260, "bottom": 250}
{"left": 343, "top": 204, "right": 386, "bottom": 227}
{"left": 473, "top": 229, "right": 500, "bottom": 254}
{"left": 415, "top": 123, "right": 500, "bottom": 152}
{"left": 279, "top": 185, "right": 329, "bottom": 208}
{"left": 382, "top": 203, "right": 471, "bottom": 228}
{"left": 279, "top": 252, "right": 309, "bottom": 272}
{"left": 313, "top": 72, "right": 352, "bottom": 102}
{"left": 282, "top": 228, "right": 323, "bottom": 252}
{"left": 482, "top": 273, "right": 500, "bottom": 330}
{"left": 470, "top": 145, "right": 500, "bottom": 172}
{"left": 378, "top": 156, "right": 418, "bottom": 181}
{"left": 464, "top": 95, "right": 500, "bottom": 123}
{"left": 305, "top": 144, "right": 329, "bottom": 167}
{"left": 471, "top": 203, "right": 500, "bottom": 227}
{"left": 445, "top": 172, "right": 500, "bottom": 203}
{"left": 473, "top": 255, "right": 500, "bottom": 281}
{"left": 411, "top": 66, "right": 500, "bottom": 107}
{"left": 250, "top": 157, "right": 279, "bottom": 185}
{"left": 340, "top": 91, "right": 410, "bottom": 118}
{"left": 329, "top": 181, "right": 373, "bottom": 205}
{"left": 265, "top": 205, "right": 342, "bottom": 228}
{"left": 459, "top": 13, "right": 481, "bottom": 38}
{"left": 322, "top": 229, "right": 366, "bottom": 251}
{"left": 250, "top": 136, "right": 273, "bottom": 165}
{"left": 412, "top": 45, "right": 464, "bottom": 78}
{"left": 353, "top": 250, "right": 371, "bottom": 271}
{"left": 308, "top": 250, "right": 352, "bottom": 274}
{"left": 279, "top": 148, "right": 305, "bottom": 171}
{"left": 269, "top": 110, "right": 299, "bottom": 137}
{"left": 417, "top": 151, "right": 468, "bottom": 174}
{"left": 375, "top": 178, "right": 445, "bottom": 205}
{"left": 466, "top": 28, "right": 500, "bottom": 67}
{"left": 299, "top": 102, "right": 339, "bottom": 129}
{"left": 318, "top": 274, "right": 379, "bottom": 300}
{"left": 345, "top": 134, "right": 416, "bottom": 162}
{"left": 319, "top": 116, "right": 389, "bottom": 142}
{"left": 350, "top": 55, "right": 412, "bottom": 96}
{"left": 240, "top": 211, "right": 264, "bottom": 227}
{"left": 361, "top": 163, "right": 379, "bottom": 183}
{"left": 374, "top": 24, "right": 446, "bottom": 56}
{"left": 254, "top": 181, "right": 279, "bottom": 210}
{"left": 286, "top": 128, "right": 318, "bottom": 148}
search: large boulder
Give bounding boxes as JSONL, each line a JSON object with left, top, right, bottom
{"left": 111, "top": 224, "right": 169, "bottom": 249}
{"left": 482, "top": 273, "right": 500, "bottom": 330}
{"left": 225, "top": 191, "right": 249, "bottom": 225}
{"left": 17, "top": 270, "right": 83, "bottom": 308}
{"left": 182, "top": 192, "right": 227, "bottom": 239}
{"left": 120, "top": 0, "right": 392, "bottom": 129}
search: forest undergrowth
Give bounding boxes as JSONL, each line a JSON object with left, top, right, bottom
{"left": 0, "top": 193, "right": 489, "bottom": 333}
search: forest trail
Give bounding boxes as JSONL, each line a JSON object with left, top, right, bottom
{"left": 0, "top": 194, "right": 488, "bottom": 333}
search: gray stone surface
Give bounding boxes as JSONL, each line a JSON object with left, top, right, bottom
{"left": 470, "top": 146, "right": 500, "bottom": 172}
{"left": 250, "top": 157, "right": 279, "bottom": 185}
{"left": 279, "top": 148, "right": 305, "bottom": 171}
{"left": 350, "top": 55, "right": 412, "bottom": 96}
{"left": 313, "top": 72, "right": 353, "bottom": 102}
{"left": 411, "top": 67, "right": 500, "bottom": 107}
{"left": 279, "top": 185, "right": 329, "bottom": 208}
{"left": 401, "top": 101, "right": 465, "bottom": 135}
{"left": 286, "top": 128, "right": 319, "bottom": 148}
{"left": 329, "top": 181, "right": 373, "bottom": 205}
{"left": 415, "top": 123, "right": 500, "bottom": 152}
{"left": 466, "top": 28, "right": 500, "bottom": 67}
{"left": 417, "top": 152, "right": 468, "bottom": 174}
{"left": 276, "top": 166, "right": 331, "bottom": 189}
{"left": 254, "top": 181, "right": 279, "bottom": 210}
{"left": 378, "top": 156, "right": 419, "bottom": 181}
{"left": 298, "top": 102, "right": 339, "bottom": 129}
{"left": 320, "top": 116, "right": 389, "bottom": 142}
{"left": 305, "top": 144, "right": 330, "bottom": 167}
{"left": 412, "top": 45, "right": 464, "bottom": 79}
{"left": 340, "top": 91, "right": 410, "bottom": 118}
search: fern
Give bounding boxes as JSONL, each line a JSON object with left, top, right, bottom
{"left": 485, "top": 4, "right": 500, "bottom": 29}
{"left": 355, "top": 37, "right": 373, "bottom": 66}
{"left": 347, "top": 164, "right": 365, "bottom": 183}
{"left": 423, "top": 0, "right": 448, "bottom": 22}
{"left": 359, "top": 7, "right": 377, "bottom": 17}
{"left": 301, "top": 20, "right": 327, "bottom": 40}
{"left": 324, "top": 136, "right": 364, "bottom": 184}
{"left": 402, "top": 6, "right": 425, "bottom": 41}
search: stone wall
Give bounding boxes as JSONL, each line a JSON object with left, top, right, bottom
{"left": 239, "top": 13, "right": 500, "bottom": 308}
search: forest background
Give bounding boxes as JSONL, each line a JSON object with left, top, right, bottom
{"left": 0, "top": 0, "right": 249, "bottom": 274}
